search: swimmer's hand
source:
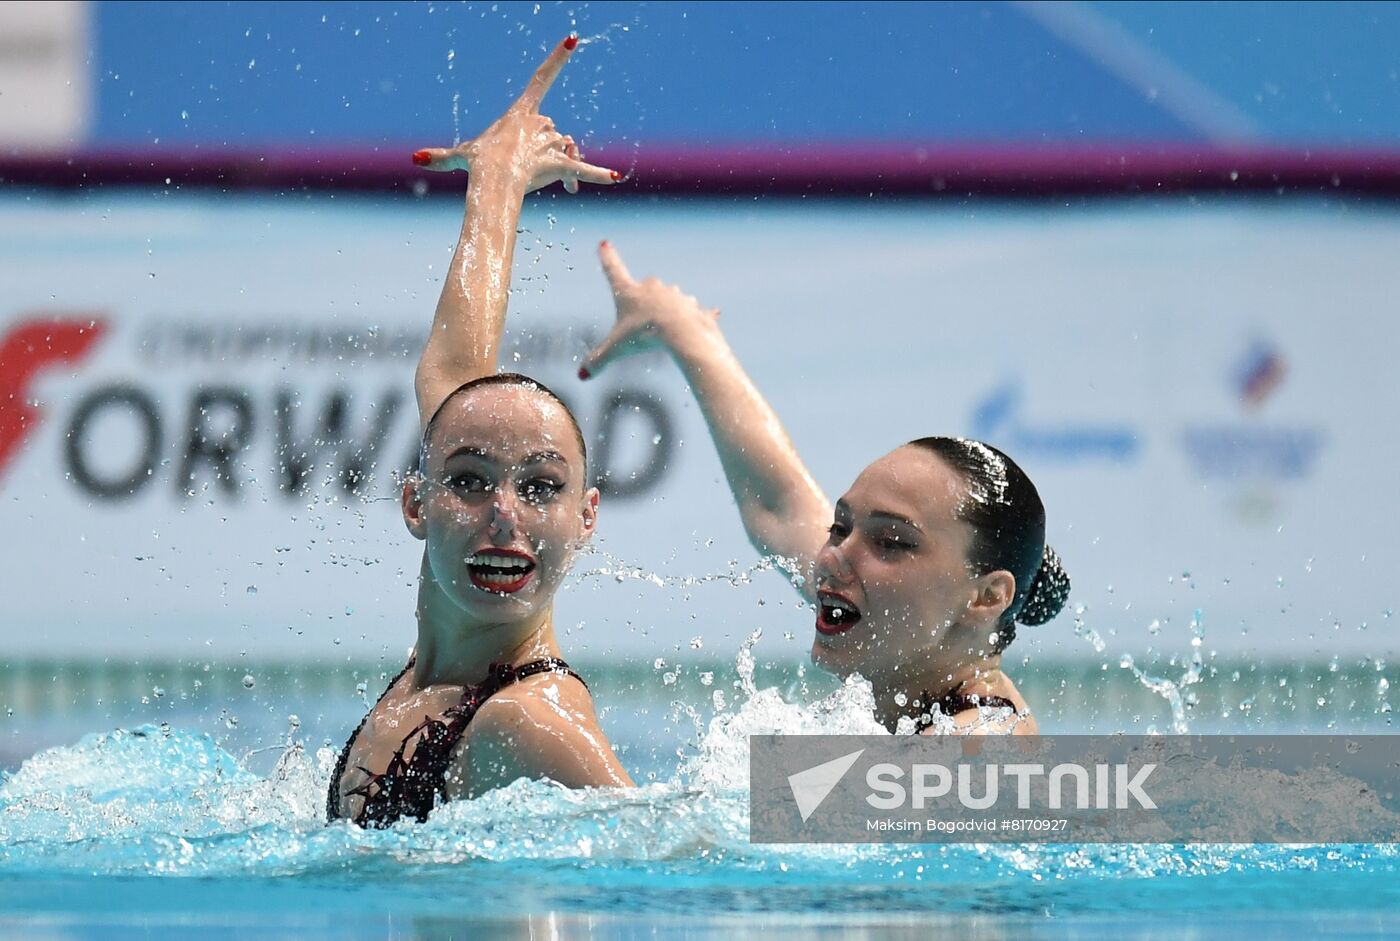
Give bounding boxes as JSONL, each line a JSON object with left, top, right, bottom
{"left": 579, "top": 241, "right": 721, "bottom": 378}
{"left": 581, "top": 242, "right": 832, "bottom": 587}
{"left": 410, "top": 36, "right": 620, "bottom": 195}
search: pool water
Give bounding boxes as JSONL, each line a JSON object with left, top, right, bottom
{"left": 2, "top": 649, "right": 1398, "bottom": 940}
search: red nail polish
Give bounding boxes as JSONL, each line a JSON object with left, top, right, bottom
{"left": 412, "top": 150, "right": 432, "bottom": 167}
{"left": 564, "top": 35, "right": 578, "bottom": 50}
{"left": 600, "top": 239, "right": 610, "bottom": 249}
{"left": 578, "top": 367, "right": 591, "bottom": 380}
{"left": 610, "top": 170, "right": 622, "bottom": 182}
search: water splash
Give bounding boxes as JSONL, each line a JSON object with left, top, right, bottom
{"left": 1116, "top": 609, "right": 1207, "bottom": 733}
{"left": 3, "top": 652, "right": 1398, "bottom": 901}
{"left": 570, "top": 548, "right": 804, "bottom": 593}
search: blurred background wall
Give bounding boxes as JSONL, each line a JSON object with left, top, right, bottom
{"left": 2, "top": 1, "right": 1397, "bottom": 687}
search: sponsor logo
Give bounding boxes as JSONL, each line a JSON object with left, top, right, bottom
{"left": 0, "top": 314, "right": 676, "bottom": 503}
{"left": 971, "top": 380, "right": 1139, "bottom": 462}
{"left": 1180, "top": 337, "right": 1325, "bottom": 521}
{"left": 0, "top": 316, "right": 106, "bottom": 483}
{"left": 1235, "top": 338, "right": 1286, "bottom": 409}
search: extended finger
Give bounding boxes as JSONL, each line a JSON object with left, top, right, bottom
{"left": 517, "top": 35, "right": 578, "bottom": 113}
{"left": 577, "top": 324, "right": 632, "bottom": 380}
{"left": 560, "top": 157, "right": 622, "bottom": 187}
{"left": 411, "top": 147, "right": 468, "bottom": 172}
{"left": 597, "top": 240, "right": 635, "bottom": 290}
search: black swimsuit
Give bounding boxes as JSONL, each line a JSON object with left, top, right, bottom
{"left": 913, "top": 685, "right": 1019, "bottom": 733}
{"left": 327, "top": 657, "right": 585, "bottom": 828}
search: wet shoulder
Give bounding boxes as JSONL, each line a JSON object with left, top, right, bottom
{"left": 446, "top": 671, "right": 608, "bottom": 798}
{"left": 469, "top": 669, "right": 597, "bottom": 737}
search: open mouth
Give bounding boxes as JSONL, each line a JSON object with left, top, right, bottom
{"left": 816, "top": 590, "right": 863, "bottom": 635}
{"left": 467, "top": 549, "right": 537, "bottom": 594}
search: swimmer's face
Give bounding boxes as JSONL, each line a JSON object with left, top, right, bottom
{"left": 809, "top": 445, "right": 1004, "bottom": 682}
{"left": 403, "top": 384, "right": 597, "bottom": 622}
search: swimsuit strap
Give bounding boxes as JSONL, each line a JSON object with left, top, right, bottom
{"left": 326, "top": 659, "right": 414, "bottom": 823}
{"left": 503, "top": 656, "right": 586, "bottom": 688}
{"left": 913, "top": 683, "right": 1018, "bottom": 734}
{"left": 327, "top": 657, "right": 585, "bottom": 827}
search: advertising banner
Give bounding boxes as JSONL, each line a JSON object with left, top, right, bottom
{"left": 2, "top": 195, "right": 1396, "bottom": 662}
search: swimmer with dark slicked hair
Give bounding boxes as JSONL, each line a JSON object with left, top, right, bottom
{"left": 579, "top": 245, "right": 1072, "bottom": 736}
{"left": 328, "top": 38, "right": 632, "bottom": 828}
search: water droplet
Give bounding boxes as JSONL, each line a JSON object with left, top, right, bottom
{"left": 894, "top": 691, "right": 908, "bottom": 707}
{"left": 246, "top": 585, "right": 258, "bottom": 595}
{"left": 689, "top": 636, "right": 703, "bottom": 650}
{"left": 242, "top": 674, "right": 256, "bottom": 689}
{"left": 699, "top": 672, "right": 714, "bottom": 687}
{"left": 152, "top": 686, "right": 165, "bottom": 699}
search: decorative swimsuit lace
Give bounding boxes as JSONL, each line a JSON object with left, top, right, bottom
{"left": 327, "top": 657, "right": 584, "bottom": 828}
{"left": 912, "top": 684, "right": 1018, "bottom": 733}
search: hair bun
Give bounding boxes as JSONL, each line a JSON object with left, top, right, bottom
{"left": 1016, "top": 545, "right": 1070, "bottom": 626}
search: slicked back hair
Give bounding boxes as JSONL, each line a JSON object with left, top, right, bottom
{"left": 907, "top": 437, "right": 1057, "bottom": 649}
{"left": 418, "top": 373, "right": 588, "bottom": 482}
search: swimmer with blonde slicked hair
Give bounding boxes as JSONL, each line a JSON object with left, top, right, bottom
{"left": 328, "top": 38, "right": 632, "bottom": 828}
{"left": 579, "top": 244, "right": 1072, "bottom": 735}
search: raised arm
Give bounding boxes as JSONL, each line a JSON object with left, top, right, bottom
{"left": 411, "top": 36, "right": 620, "bottom": 430}
{"left": 579, "top": 243, "right": 831, "bottom": 599}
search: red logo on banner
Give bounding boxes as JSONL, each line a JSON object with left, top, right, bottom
{"left": 0, "top": 316, "right": 107, "bottom": 482}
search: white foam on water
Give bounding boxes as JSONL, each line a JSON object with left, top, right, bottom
{"left": 2, "top": 636, "right": 1397, "bottom": 885}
